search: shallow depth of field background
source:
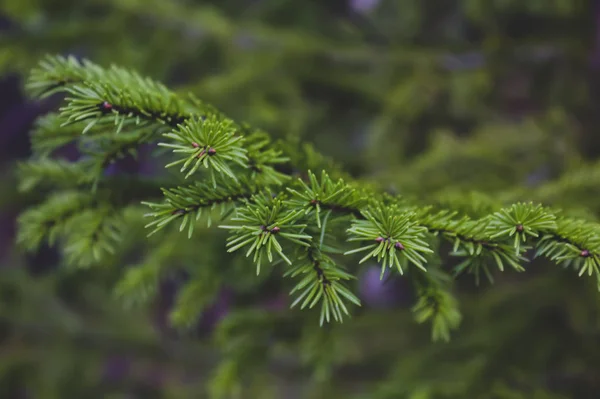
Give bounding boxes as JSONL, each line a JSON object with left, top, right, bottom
{"left": 1, "top": 1, "right": 600, "bottom": 398}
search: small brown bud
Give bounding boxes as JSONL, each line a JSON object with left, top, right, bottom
{"left": 191, "top": 142, "right": 200, "bottom": 148}
{"left": 101, "top": 101, "right": 113, "bottom": 111}
{"left": 516, "top": 224, "right": 524, "bottom": 232}
{"left": 375, "top": 237, "right": 385, "bottom": 243}
{"left": 271, "top": 226, "right": 280, "bottom": 234}
{"left": 395, "top": 242, "right": 405, "bottom": 250}
{"left": 207, "top": 147, "right": 217, "bottom": 155}
{"left": 580, "top": 249, "right": 590, "bottom": 257}
{"left": 310, "top": 199, "right": 318, "bottom": 205}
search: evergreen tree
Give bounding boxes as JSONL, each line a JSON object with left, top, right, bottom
{"left": 2, "top": 1, "right": 600, "bottom": 398}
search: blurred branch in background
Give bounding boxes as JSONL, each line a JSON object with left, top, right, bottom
{"left": 1, "top": 1, "right": 600, "bottom": 398}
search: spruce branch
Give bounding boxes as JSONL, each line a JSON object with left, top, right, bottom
{"left": 143, "top": 179, "right": 259, "bottom": 238}
{"left": 451, "top": 244, "right": 528, "bottom": 285}
{"left": 24, "top": 56, "right": 337, "bottom": 187}
{"left": 81, "top": 130, "right": 158, "bottom": 190}
{"left": 60, "top": 208, "right": 123, "bottom": 268}
{"left": 169, "top": 275, "right": 221, "bottom": 329}
{"left": 29, "top": 113, "right": 98, "bottom": 157}
{"left": 28, "top": 112, "right": 160, "bottom": 184}
{"left": 411, "top": 268, "right": 462, "bottom": 342}
{"left": 286, "top": 170, "right": 365, "bottom": 227}
{"left": 486, "top": 202, "right": 557, "bottom": 255}
{"left": 21, "top": 55, "right": 600, "bottom": 336}
{"left": 81, "top": 129, "right": 151, "bottom": 163}
{"left": 220, "top": 193, "right": 313, "bottom": 274}
{"left": 26, "top": 55, "right": 100, "bottom": 97}
{"left": 274, "top": 136, "right": 349, "bottom": 181}
{"left": 113, "top": 239, "right": 177, "bottom": 308}
{"left": 345, "top": 205, "right": 433, "bottom": 277}
{"left": 17, "top": 191, "right": 94, "bottom": 252}
{"left": 209, "top": 311, "right": 274, "bottom": 399}
{"left": 27, "top": 55, "right": 194, "bottom": 134}
{"left": 536, "top": 218, "right": 600, "bottom": 289}
{"left": 159, "top": 115, "right": 248, "bottom": 183}
{"left": 430, "top": 190, "right": 503, "bottom": 218}
{"left": 245, "top": 130, "right": 291, "bottom": 186}
{"left": 414, "top": 208, "right": 528, "bottom": 282}
{"left": 450, "top": 222, "right": 528, "bottom": 277}
{"left": 17, "top": 158, "right": 95, "bottom": 193}
{"left": 285, "top": 247, "right": 361, "bottom": 326}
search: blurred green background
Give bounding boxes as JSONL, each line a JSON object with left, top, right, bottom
{"left": 1, "top": 0, "right": 600, "bottom": 398}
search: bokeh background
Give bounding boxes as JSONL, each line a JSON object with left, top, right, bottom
{"left": 2, "top": 0, "right": 600, "bottom": 398}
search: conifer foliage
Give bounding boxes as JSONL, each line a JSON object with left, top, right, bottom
{"left": 18, "top": 54, "right": 600, "bottom": 344}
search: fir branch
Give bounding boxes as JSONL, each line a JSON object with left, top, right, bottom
{"left": 80, "top": 129, "right": 155, "bottom": 182}
{"left": 486, "top": 203, "right": 557, "bottom": 255}
{"left": 273, "top": 137, "right": 349, "bottom": 181}
{"left": 169, "top": 274, "right": 221, "bottom": 329}
{"left": 16, "top": 158, "right": 95, "bottom": 193}
{"left": 29, "top": 113, "right": 98, "bottom": 157}
{"left": 220, "top": 193, "right": 313, "bottom": 274}
{"left": 142, "top": 179, "right": 259, "bottom": 238}
{"left": 17, "top": 191, "right": 95, "bottom": 252}
{"left": 25, "top": 56, "right": 344, "bottom": 191}
{"left": 159, "top": 115, "right": 248, "bottom": 183}
{"left": 411, "top": 268, "right": 462, "bottom": 342}
{"left": 414, "top": 208, "right": 527, "bottom": 281}
{"left": 536, "top": 218, "right": 600, "bottom": 289}
{"left": 245, "top": 130, "right": 291, "bottom": 186}
{"left": 345, "top": 204, "right": 433, "bottom": 276}
{"left": 99, "top": 176, "right": 173, "bottom": 206}
{"left": 61, "top": 208, "right": 123, "bottom": 268}
{"left": 286, "top": 170, "right": 365, "bottom": 226}
{"left": 22, "top": 54, "right": 600, "bottom": 335}
{"left": 26, "top": 55, "right": 95, "bottom": 97}
{"left": 27, "top": 55, "right": 195, "bottom": 134}
{"left": 113, "top": 239, "right": 178, "bottom": 308}
{"left": 286, "top": 247, "right": 361, "bottom": 326}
